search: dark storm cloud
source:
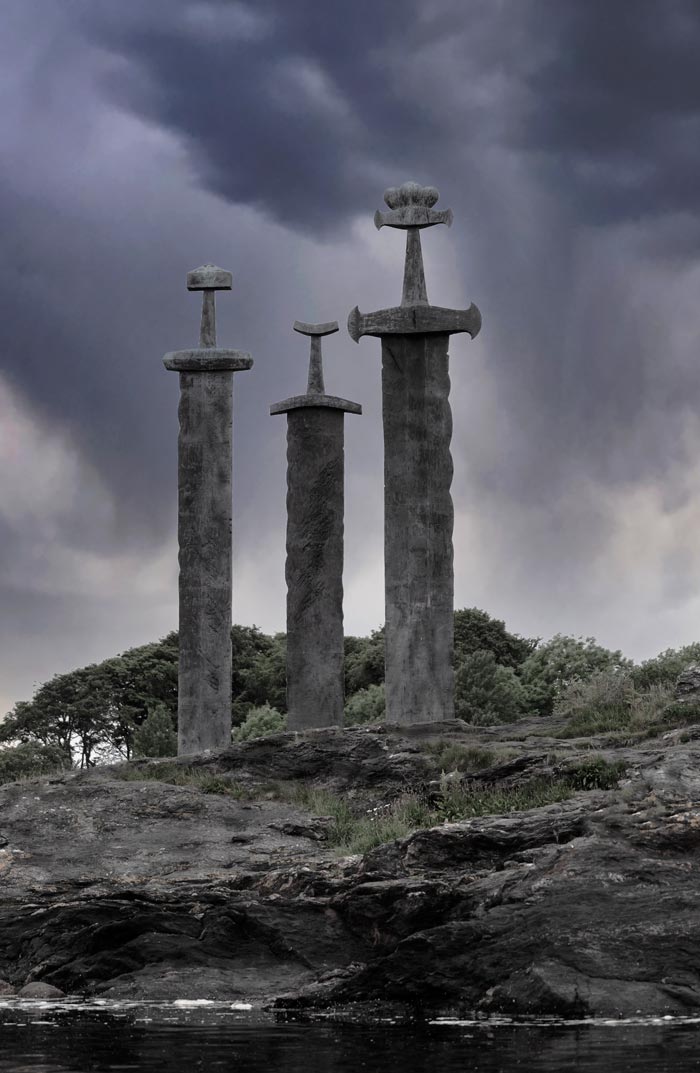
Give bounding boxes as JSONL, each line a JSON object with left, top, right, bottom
{"left": 80, "top": 0, "right": 449, "bottom": 233}
{"left": 4, "top": 0, "right": 700, "bottom": 714}
{"left": 521, "top": 0, "right": 700, "bottom": 230}
{"left": 80, "top": 0, "right": 700, "bottom": 242}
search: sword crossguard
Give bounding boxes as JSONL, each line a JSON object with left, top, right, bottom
{"left": 293, "top": 319, "right": 339, "bottom": 395}
{"left": 348, "top": 303, "right": 481, "bottom": 343}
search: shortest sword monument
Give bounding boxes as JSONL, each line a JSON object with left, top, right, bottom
{"left": 271, "top": 321, "right": 361, "bottom": 730}
{"left": 164, "top": 265, "right": 253, "bottom": 754}
{"left": 349, "top": 182, "right": 481, "bottom": 725}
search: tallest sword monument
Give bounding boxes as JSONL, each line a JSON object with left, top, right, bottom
{"left": 348, "top": 183, "right": 481, "bottom": 724}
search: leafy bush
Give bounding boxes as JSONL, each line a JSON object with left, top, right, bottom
{"left": 132, "top": 705, "right": 177, "bottom": 758}
{"left": 454, "top": 650, "right": 526, "bottom": 724}
{"left": 231, "top": 704, "right": 287, "bottom": 742}
{"left": 632, "top": 644, "right": 700, "bottom": 691}
{"left": 554, "top": 670, "right": 634, "bottom": 737}
{"left": 520, "top": 635, "right": 632, "bottom": 715}
{"left": 658, "top": 701, "right": 700, "bottom": 728}
{"left": 0, "top": 743, "right": 69, "bottom": 784}
{"left": 553, "top": 675, "right": 677, "bottom": 740}
{"left": 344, "top": 683, "right": 386, "bottom": 726}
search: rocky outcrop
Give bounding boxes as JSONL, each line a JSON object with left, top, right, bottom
{"left": 674, "top": 663, "right": 700, "bottom": 702}
{"left": 2, "top": 723, "right": 700, "bottom": 1017}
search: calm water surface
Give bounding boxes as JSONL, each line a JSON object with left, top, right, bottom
{"left": 1, "top": 1002, "right": 700, "bottom": 1072}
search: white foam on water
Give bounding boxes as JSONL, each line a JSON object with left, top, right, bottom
{"left": 172, "top": 1000, "right": 218, "bottom": 1007}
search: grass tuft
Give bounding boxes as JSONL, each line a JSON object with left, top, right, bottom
{"left": 423, "top": 742, "right": 499, "bottom": 773}
{"left": 113, "top": 762, "right": 246, "bottom": 798}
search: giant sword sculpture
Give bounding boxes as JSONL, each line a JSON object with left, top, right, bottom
{"left": 348, "top": 183, "right": 481, "bottom": 724}
{"left": 164, "top": 265, "right": 253, "bottom": 754}
{"left": 271, "top": 321, "right": 361, "bottom": 730}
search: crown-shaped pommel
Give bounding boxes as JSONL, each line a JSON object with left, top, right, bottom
{"left": 374, "top": 181, "right": 453, "bottom": 230}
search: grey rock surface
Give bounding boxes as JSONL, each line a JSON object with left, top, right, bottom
{"left": 18, "top": 982, "right": 65, "bottom": 998}
{"left": 674, "top": 662, "right": 700, "bottom": 701}
{"left": 2, "top": 724, "right": 700, "bottom": 1016}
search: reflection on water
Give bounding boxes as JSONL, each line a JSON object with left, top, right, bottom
{"left": 0, "top": 1003, "right": 699, "bottom": 1072}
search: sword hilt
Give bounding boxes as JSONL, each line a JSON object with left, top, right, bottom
{"left": 293, "top": 320, "right": 339, "bottom": 395}
{"left": 187, "top": 264, "right": 232, "bottom": 348}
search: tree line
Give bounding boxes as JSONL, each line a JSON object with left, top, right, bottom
{"left": 1, "top": 608, "right": 697, "bottom": 778}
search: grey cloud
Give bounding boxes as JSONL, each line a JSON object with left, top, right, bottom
{"left": 80, "top": 0, "right": 439, "bottom": 233}
{"left": 519, "top": 1, "right": 700, "bottom": 231}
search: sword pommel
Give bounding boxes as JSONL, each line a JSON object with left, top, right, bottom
{"left": 375, "top": 182, "right": 453, "bottom": 230}
{"left": 293, "top": 320, "right": 339, "bottom": 338}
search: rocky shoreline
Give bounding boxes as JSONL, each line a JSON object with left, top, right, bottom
{"left": 2, "top": 720, "right": 700, "bottom": 1018}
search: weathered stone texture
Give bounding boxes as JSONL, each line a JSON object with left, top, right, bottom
{"left": 176, "top": 369, "right": 233, "bottom": 753}
{"left": 382, "top": 334, "right": 454, "bottom": 724}
{"left": 285, "top": 408, "right": 346, "bottom": 730}
{"left": 349, "top": 184, "right": 480, "bottom": 728}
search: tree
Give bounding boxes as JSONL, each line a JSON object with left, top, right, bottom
{"left": 345, "top": 628, "right": 385, "bottom": 695}
{"left": 231, "top": 627, "right": 287, "bottom": 724}
{"left": 454, "top": 650, "right": 526, "bottom": 725}
{"left": 453, "top": 608, "right": 536, "bottom": 669}
{"left": 520, "top": 634, "right": 632, "bottom": 716}
{"left": 132, "top": 705, "right": 178, "bottom": 758}
{"left": 0, "top": 634, "right": 179, "bottom": 766}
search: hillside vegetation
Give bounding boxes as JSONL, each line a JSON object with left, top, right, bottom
{"left": 1, "top": 607, "right": 698, "bottom": 779}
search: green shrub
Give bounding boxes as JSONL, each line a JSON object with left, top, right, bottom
{"left": 0, "top": 743, "right": 70, "bottom": 784}
{"left": 632, "top": 644, "right": 700, "bottom": 691}
{"left": 132, "top": 704, "right": 177, "bottom": 758}
{"left": 658, "top": 701, "right": 700, "bottom": 728}
{"left": 232, "top": 704, "right": 287, "bottom": 742}
{"left": 344, "top": 683, "right": 386, "bottom": 726}
{"left": 455, "top": 650, "right": 525, "bottom": 724}
{"left": 520, "top": 635, "right": 633, "bottom": 715}
{"left": 555, "top": 669, "right": 634, "bottom": 718}
{"left": 558, "top": 708, "right": 632, "bottom": 738}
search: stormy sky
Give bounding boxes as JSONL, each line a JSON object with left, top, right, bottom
{"left": 2, "top": 0, "right": 700, "bottom": 714}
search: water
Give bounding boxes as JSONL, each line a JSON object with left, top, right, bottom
{"left": 1, "top": 1002, "right": 700, "bottom": 1072}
